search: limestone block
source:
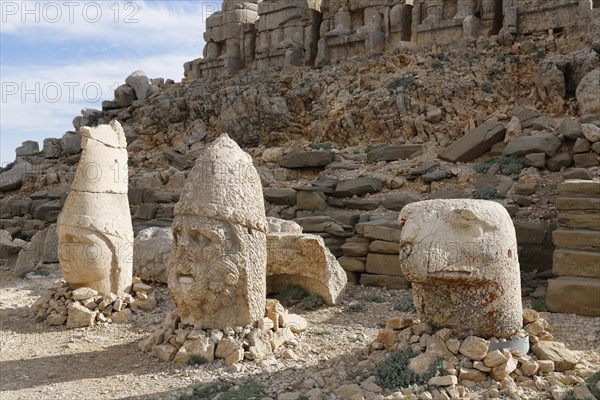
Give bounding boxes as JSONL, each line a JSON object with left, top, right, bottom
{"left": 57, "top": 121, "right": 133, "bottom": 295}
{"left": 438, "top": 120, "right": 505, "bottom": 163}
{"left": 363, "top": 225, "right": 401, "bottom": 243}
{"left": 0, "top": 162, "right": 33, "bottom": 192}
{"left": 399, "top": 199, "right": 523, "bottom": 338}
{"left": 557, "top": 179, "right": 600, "bottom": 198}
{"left": 546, "top": 276, "right": 600, "bottom": 316}
{"left": 15, "top": 140, "right": 39, "bottom": 156}
{"left": 366, "top": 253, "right": 403, "bottom": 276}
{"left": 169, "top": 134, "right": 267, "bottom": 328}
{"left": 338, "top": 255, "right": 366, "bottom": 272}
{"left": 558, "top": 211, "right": 600, "bottom": 230}
{"left": 531, "top": 341, "right": 579, "bottom": 372}
{"left": 133, "top": 227, "right": 172, "bottom": 283}
{"left": 367, "top": 144, "right": 423, "bottom": 163}
{"left": 279, "top": 151, "right": 334, "bottom": 168}
{"left": 503, "top": 134, "right": 562, "bottom": 157}
{"left": 552, "top": 229, "right": 600, "bottom": 251}
{"left": 553, "top": 249, "right": 600, "bottom": 278}
{"left": 576, "top": 68, "right": 600, "bottom": 115}
{"left": 369, "top": 240, "right": 399, "bottom": 254}
{"left": 125, "top": 70, "right": 150, "bottom": 101}
{"left": 267, "top": 232, "right": 347, "bottom": 305}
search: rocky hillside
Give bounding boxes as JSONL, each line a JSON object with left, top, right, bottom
{"left": 1, "top": 28, "right": 599, "bottom": 280}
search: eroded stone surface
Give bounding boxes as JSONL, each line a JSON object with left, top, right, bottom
{"left": 399, "top": 199, "right": 522, "bottom": 338}
{"left": 168, "top": 133, "right": 268, "bottom": 329}
{"left": 267, "top": 230, "right": 347, "bottom": 305}
{"left": 56, "top": 121, "right": 133, "bottom": 295}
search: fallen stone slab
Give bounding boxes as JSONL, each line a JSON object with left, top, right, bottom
{"left": 438, "top": 120, "right": 505, "bottom": 163}
{"left": 267, "top": 232, "right": 347, "bottom": 305}
{"left": 503, "top": 134, "right": 562, "bottom": 157}
{"left": 0, "top": 162, "right": 33, "bottom": 192}
{"left": 332, "top": 177, "right": 383, "bottom": 197}
{"left": 279, "top": 151, "right": 333, "bottom": 168}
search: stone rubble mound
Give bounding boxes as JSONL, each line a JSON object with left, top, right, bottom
{"left": 31, "top": 277, "right": 157, "bottom": 328}
{"left": 371, "top": 308, "right": 595, "bottom": 400}
{"left": 138, "top": 299, "right": 307, "bottom": 370}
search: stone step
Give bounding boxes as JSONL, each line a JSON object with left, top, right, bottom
{"left": 553, "top": 249, "right": 600, "bottom": 278}
{"left": 555, "top": 197, "right": 600, "bottom": 210}
{"left": 546, "top": 276, "right": 600, "bottom": 316}
{"left": 553, "top": 229, "right": 600, "bottom": 251}
{"left": 557, "top": 211, "right": 600, "bottom": 230}
{"left": 557, "top": 179, "right": 600, "bottom": 198}
{"left": 366, "top": 253, "right": 403, "bottom": 276}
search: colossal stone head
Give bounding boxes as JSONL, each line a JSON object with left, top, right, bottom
{"left": 169, "top": 134, "right": 268, "bottom": 328}
{"left": 57, "top": 121, "right": 133, "bottom": 295}
{"left": 399, "top": 199, "right": 523, "bottom": 338}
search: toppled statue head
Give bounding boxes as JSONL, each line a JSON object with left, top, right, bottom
{"left": 399, "top": 199, "right": 523, "bottom": 338}
{"left": 57, "top": 120, "right": 133, "bottom": 295}
{"left": 169, "top": 133, "right": 268, "bottom": 328}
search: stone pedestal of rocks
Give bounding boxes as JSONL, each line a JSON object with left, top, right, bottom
{"left": 546, "top": 179, "right": 600, "bottom": 316}
{"left": 56, "top": 121, "right": 133, "bottom": 295}
{"left": 399, "top": 199, "right": 523, "bottom": 339}
{"left": 185, "top": 0, "right": 260, "bottom": 79}
{"left": 254, "top": 0, "right": 322, "bottom": 70}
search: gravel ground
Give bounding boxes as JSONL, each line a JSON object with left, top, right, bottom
{"left": 1, "top": 265, "right": 599, "bottom": 400}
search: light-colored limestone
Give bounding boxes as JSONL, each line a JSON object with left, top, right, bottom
{"left": 168, "top": 133, "right": 268, "bottom": 328}
{"left": 133, "top": 227, "right": 173, "bottom": 283}
{"left": 267, "top": 231, "right": 347, "bottom": 305}
{"left": 399, "top": 199, "right": 522, "bottom": 338}
{"left": 57, "top": 121, "right": 133, "bottom": 295}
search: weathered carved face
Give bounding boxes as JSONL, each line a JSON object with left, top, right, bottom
{"left": 168, "top": 215, "right": 266, "bottom": 328}
{"left": 57, "top": 225, "right": 113, "bottom": 293}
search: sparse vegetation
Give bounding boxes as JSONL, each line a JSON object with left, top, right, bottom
{"left": 370, "top": 350, "right": 443, "bottom": 390}
{"left": 311, "top": 328, "right": 332, "bottom": 336}
{"left": 482, "top": 81, "right": 493, "bottom": 93}
{"left": 364, "top": 293, "right": 385, "bottom": 303}
{"left": 388, "top": 75, "right": 417, "bottom": 91}
{"left": 532, "top": 296, "right": 548, "bottom": 312}
{"left": 585, "top": 370, "right": 600, "bottom": 398}
{"left": 474, "top": 155, "right": 524, "bottom": 176}
{"left": 187, "top": 355, "right": 208, "bottom": 366}
{"left": 274, "top": 285, "right": 309, "bottom": 307}
{"left": 300, "top": 294, "right": 324, "bottom": 310}
{"left": 180, "top": 379, "right": 263, "bottom": 400}
{"left": 472, "top": 186, "right": 505, "bottom": 200}
{"left": 20, "top": 268, "right": 50, "bottom": 278}
{"left": 394, "top": 296, "right": 416, "bottom": 313}
{"left": 345, "top": 303, "right": 366, "bottom": 313}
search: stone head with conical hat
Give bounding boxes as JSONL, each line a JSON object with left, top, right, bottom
{"left": 169, "top": 133, "right": 268, "bottom": 328}
{"left": 57, "top": 121, "right": 133, "bottom": 295}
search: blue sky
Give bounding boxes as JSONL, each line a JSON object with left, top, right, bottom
{"left": 1, "top": 0, "right": 222, "bottom": 165}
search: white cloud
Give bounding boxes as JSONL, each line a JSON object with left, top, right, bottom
{"left": 1, "top": 1, "right": 217, "bottom": 50}
{"left": 0, "top": 1, "right": 221, "bottom": 164}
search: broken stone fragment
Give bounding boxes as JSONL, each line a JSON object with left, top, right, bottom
{"left": 67, "top": 302, "right": 96, "bottom": 328}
